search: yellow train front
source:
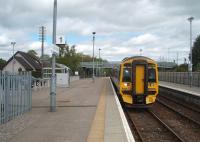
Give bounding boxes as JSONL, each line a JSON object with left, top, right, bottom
{"left": 113, "top": 56, "right": 158, "bottom": 108}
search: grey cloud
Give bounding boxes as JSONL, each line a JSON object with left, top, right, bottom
{"left": 0, "top": 0, "right": 200, "bottom": 62}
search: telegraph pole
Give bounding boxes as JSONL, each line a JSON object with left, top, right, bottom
{"left": 39, "top": 26, "right": 46, "bottom": 58}
{"left": 11, "top": 42, "right": 16, "bottom": 73}
{"left": 50, "top": 0, "right": 57, "bottom": 112}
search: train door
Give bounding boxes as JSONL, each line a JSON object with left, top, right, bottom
{"left": 132, "top": 61, "right": 148, "bottom": 104}
{"left": 135, "top": 65, "right": 145, "bottom": 94}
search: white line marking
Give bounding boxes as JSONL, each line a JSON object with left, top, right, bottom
{"left": 109, "top": 79, "right": 135, "bottom": 142}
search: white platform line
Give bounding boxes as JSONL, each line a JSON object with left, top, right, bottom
{"left": 109, "top": 79, "right": 135, "bottom": 142}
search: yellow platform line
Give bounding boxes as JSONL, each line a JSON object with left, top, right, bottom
{"left": 87, "top": 84, "right": 106, "bottom": 142}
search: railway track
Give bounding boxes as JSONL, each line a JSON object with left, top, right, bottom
{"left": 111, "top": 80, "right": 200, "bottom": 142}
{"left": 159, "top": 92, "right": 200, "bottom": 113}
{"left": 157, "top": 95, "right": 200, "bottom": 126}
{"left": 126, "top": 109, "right": 183, "bottom": 142}
{"left": 125, "top": 96, "right": 200, "bottom": 142}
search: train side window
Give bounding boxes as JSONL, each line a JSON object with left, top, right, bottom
{"left": 119, "top": 65, "right": 121, "bottom": 79}
{"left": 123, "top": 67, "right": 131, "bottom": 82}
{"left": 148, "top": 68, "right": 156, "bottom": 82}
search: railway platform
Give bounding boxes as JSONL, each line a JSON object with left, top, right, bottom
{"left": 0, "top": 78, "right": 134, "bottom": 142}
{"left": 159, "top": 81, "right": 200, "bottom": 97}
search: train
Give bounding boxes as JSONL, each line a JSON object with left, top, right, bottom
{"left": 111, "top": 56, "right": 159, "bottom": 108}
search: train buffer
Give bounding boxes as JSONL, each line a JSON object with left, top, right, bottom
{"left": 0, "top": 78, "right": 134, "bottom": 142}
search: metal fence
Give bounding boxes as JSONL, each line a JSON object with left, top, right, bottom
{"left": 0, "top": 71, "right": 32, "bottom": 124}
{"left": 159, "top": 72, "right": 200, "bottom": 87}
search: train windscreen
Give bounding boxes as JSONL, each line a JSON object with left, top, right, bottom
{"left": 148, "top": 68, "right": 156, "bottom": 82}
{"left": 123, "top": 64, "right": 131, "bottom": 82}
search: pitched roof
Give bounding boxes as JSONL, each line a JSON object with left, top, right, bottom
{"left": 3, "top": 51, "right": 42, "bottom": 71}
{"left": 42, "top": 60, "right": 51, "bottom": 68}
{"left": 18, "top": 51, "right": 42, "bottom": 70}
{"left": 15, "top": 56, "right": 33, "bottom": 70}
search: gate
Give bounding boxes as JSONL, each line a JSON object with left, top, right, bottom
{"left": 0, "top": 71, "right": 32, "bottom": 124}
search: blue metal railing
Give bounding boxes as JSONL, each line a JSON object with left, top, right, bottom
{"left": 0, "top": 71, "right": 32, "bottom": 124}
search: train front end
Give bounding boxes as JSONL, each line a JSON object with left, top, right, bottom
{"left": 119, "top": 57, "right": 158, "bottom": 108}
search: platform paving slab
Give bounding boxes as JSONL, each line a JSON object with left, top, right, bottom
{"left": 104, "top": 80, "right": 127, "bottom": 142}
{"left": 1, "top": 78, "right": 131, "bottom": 142}
{"left": 0, "top": 78, "right": 104, "bottom": 142}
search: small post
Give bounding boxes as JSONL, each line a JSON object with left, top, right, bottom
{"left": 99, "top": 48, "right": 101, "bottom": 77}
{"left": 92, "top": 32, "right": 96, "bottom": 82}
{"left": 4, "top": 72, "right": 9, "bottom": 123}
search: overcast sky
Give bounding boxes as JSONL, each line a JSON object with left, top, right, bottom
{"left": 0, "top": 0, "right": 200, "bottom": 63}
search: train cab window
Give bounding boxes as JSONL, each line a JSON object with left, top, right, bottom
{"left": 123, "top": 64, "right": 131, "bottom": 82}
{"left": 148, "top": 68, "right": 156, "bottom": 82}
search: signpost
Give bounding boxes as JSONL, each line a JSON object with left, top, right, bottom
{"left": 50, "top": 0, "right": 58, "bottom": 112}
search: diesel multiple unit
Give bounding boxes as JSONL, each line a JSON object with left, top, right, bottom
{"left": 112, "top": 56, "right": 159, "bottom": 107}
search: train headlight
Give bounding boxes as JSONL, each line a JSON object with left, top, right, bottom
{"left": 124, "top": 83, "right": 128, "bottom": 87}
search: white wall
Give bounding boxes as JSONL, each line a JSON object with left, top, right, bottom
{"left": 56, "top": 73, "right": 70, "bottom": 87}
{"left": 3, "top": 59, "right": 25, "bottom": 73}
{"left": 70, "top": 76, "right": 80, "bottom": 82}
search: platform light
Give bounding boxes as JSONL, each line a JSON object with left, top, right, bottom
{"left": 92, "top": 32, "right": 96, "bottom": 82}
{"left": 187, "top": 16, "right": 194, "bottom": 87}
{"left": 98, "top": 48, "right": 101, "bottom": 77}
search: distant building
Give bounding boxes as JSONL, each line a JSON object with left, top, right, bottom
{"left": 2, "top": 51, "right": 42, "bottom": 77}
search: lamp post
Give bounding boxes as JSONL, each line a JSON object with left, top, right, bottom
{"left": 11, "top": 42, "right": 16, "bottom": 73}
{"left": 50, "top": 0, "right": 57, "bottom": 112}
{"left": 139, "top": 49, "right": 142, "bottom": 56}
{"left": 188, "top": 16, "right": 194, "bottom": 87}
{"left": 92, "top": 32, "right": 96, "bottom": 82}
{"left": 98, "top": 48, "right": 101, "bottom": 77}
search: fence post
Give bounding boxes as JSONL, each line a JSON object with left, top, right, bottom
{"left": 4, "top": 72, "right": 9, "bottom": 123}
{"left": 29, "top": 72, "right": 32, "bottom": 111}
{"left": 0, "top": 72, "right": 3, "bottom": 124}
{"left": 198, "top": 72, "right": 200, "bottom": 87}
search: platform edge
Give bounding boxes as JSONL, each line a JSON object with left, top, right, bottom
{"left": 159, "top": 84, "right": 200, "bottom": 97}
{"left": 109, "top": 79, "right": 135, "bottom": 142}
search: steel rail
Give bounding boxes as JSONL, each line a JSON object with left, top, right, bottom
{"left": 148, "top": 110, "right": 185, "bottom": 142}
{"left": 159, "top": 94, "right": 200, "bottom": 113}
{"left": 126, "top": 110, "right": 145, "bottom": 142}
{"left": 157, "top": 99, "right": 200, "bottom": 126}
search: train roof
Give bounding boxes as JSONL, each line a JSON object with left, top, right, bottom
{"left": 122, "top": 56, "right": 155, "bottom": 62}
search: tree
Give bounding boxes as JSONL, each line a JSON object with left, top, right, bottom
{"left": 27, "top": 50, "right": 37, "bottom": 56}
{"left": 0, "top": 58, "right": 6, "bottom": 70}
{"left": 56, "top": 44, "right": 107, "bottom": 75}
{"left": 175, "top": 64, "right": 188, "bottom": 72}
{"left": 192, "top": 35, "right": 200, "bottom": 71}
{"left": 0, "top": 58, "right": 6, "bottom": 65}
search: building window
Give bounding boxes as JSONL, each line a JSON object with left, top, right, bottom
{"left": 18, "top": 68, "right": 22, "bottom": 72}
